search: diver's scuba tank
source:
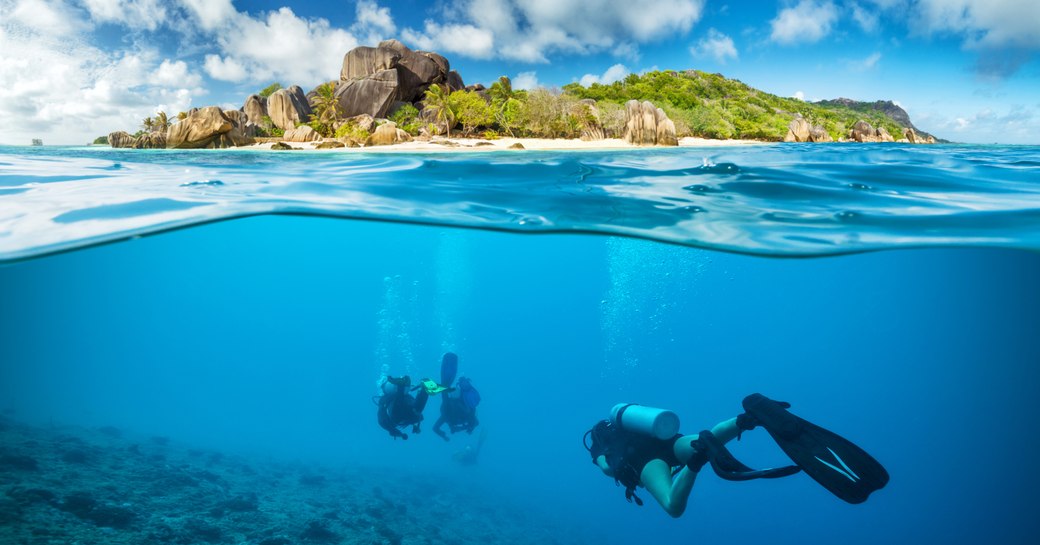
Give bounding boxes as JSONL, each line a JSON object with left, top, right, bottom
{"left": 610, "top": 403, "right": 680, "bottom": 440}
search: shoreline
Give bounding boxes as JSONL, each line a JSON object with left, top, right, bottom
{"left": 239, "top": 136, "right": 767, "bottom": 152}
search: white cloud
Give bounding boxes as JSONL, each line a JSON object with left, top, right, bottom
{"left": 203, "top": 54, "right": 247, "bottom": 82}
{"left": 927, "top": 104, "right": 1040, "bottom": 144}
{"left": 82, "top": 0, "right": 169, "bottom": 31}
{"left": 402, "top": 0, "right": 705, "bottom": 62}
{"left": 793, "top": 91, "right": 805, "bottom": 100}
{"left": 401, "top": 20, "right": 495, "bottom": 59}
{"left": 770, "top": 0, "right": 839, "bottom": 45}
{"left": 180, "top": 0, "right": 236, "bottom": 32}
{"left": 0, "top": 0, "right": 206, "bottom": 144}
{"left": 849, "top": 51, "right": 882, "bottom": 71}
{"left": 207, "top": 7, "right": 362, "bottom": 86}
{"left": 579, "top": 64, "right": 630, "bottom": 87}
{"left": 512, "top": 71, "right": 540, "bottom": 90}
{"left": 153, "top": 59, "right": 202, "bottom": 88}
{"left": 915, "top": 0, "right": 1040, "bottom": 49}
{"left": 850, "top": 2, "right": 879, "bottom": 32}
{"left": 354, "top": 0, "right": 396, "bottom": 36}
{"left": 7, "top": 0, "right": 89, "bottom": 35}
{"left": 690, "top": 28, "right": 738, "bottom": 64}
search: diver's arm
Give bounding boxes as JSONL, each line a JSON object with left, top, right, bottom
{"left": 595, "top": 455, "right": 614, "bottom": 477}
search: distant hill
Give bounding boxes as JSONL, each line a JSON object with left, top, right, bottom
{"left": 563, "top": 70, "right": 937, "bottom": 142}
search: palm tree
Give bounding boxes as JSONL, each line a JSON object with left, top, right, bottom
{"left": 153, "top": 111, "right": 170, "bottom": 133}
{"left": 488, "top": 76, "right": 513, "bottom": 105}
{"left": 422, "top": 84, "right": 455, "bottom": 138}
{"left": 307, "top": 82, "right": 341, "bottom": 137}
{"left": 141, "top": 116, "right": 154, "bottom": 133}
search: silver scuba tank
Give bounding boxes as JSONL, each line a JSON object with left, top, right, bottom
{"left": 610, "top": 403, "right": 680, "bottom": 440}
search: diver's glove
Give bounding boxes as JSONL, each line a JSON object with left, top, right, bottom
{"left": 687, "top": 440, "right": 710, "bottom": 473}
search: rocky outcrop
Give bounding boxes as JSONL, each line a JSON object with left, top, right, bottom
{"left": 282, "top": 126, "right": 320, "bottom": 142}
{"left": 576, "top": 100, "right": 605, "bottom": 141}
{"left": 876, "top": 126, "right": 894, "bottom": 142}
{"left": 108, "top": 131, "right": 136, "bottom": 148}
{"left": 850, "top": 120, "right": 876, "bottom": 142}
{"left": 446, "top": 71, "right": 465, "bottom": 92}
{"left": 378, "top": 40, "right": 443, "bottom": 102}
{"left": 268, "top": 86, "right": 313, "bottom": 131}
{"left": 340, "top": 46, "right": 401, "bottom": 81}
{"left": 315, "top": 141, "right": 345, "bottom": 149}
{"left": 242, "top": 94, "right": 268, "bottom": 125}
{"left": 623, "top": 100, "right": 677, "bottom": 146}
{"left": 166, "top": 106, "right": 255, "bottom": 149}
{"left": 364, "top": 122, "right": 413, "bottom": 146}
{"left": 809, "top": 125, "right": 833, "bottom": 142}
{"left": 784, "top": 116, "right": 811, "bottom": 142}
{"left": 334, "top": 69, "right": 399, "bottom": 119}
{"left": 133, "top": 132, "right": 167, "bottom": 149}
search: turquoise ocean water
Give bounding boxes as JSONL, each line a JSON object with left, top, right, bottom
{"left": 2, "top": 143, "right": 1040, "bottom": 544}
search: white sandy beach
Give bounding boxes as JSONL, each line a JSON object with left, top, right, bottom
{"left": 241, "top": 136, "right": 765, "bottom": 152}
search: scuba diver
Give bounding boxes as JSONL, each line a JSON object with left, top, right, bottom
{"left": 584, "top": 393, "right": 889, "bottom": 517}
{"left": 431, "top": 352, "right": 481, "bottom": 441}
{"left": 453, "top": 428, "right": 488, "bottom": 466}
{"left": 375, "top": 375, "right": 445, "bottom": 440}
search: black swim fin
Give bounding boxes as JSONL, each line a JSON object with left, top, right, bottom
{"left": 740, "top": 393, "right": 889, "bottom": 504}
{"left": 695, "top": 430, "right": 801, "bottom": 481}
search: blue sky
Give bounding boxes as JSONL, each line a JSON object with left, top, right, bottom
{"left": 1, "top": 0, "right": 1038, "bottom": 144}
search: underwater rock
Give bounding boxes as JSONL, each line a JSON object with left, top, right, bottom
{"left": 299, "top": 474, "right": 327, "bottom": 486}
{"left": 183, "top": 518, "right": 222, "bottom": 542}
{"left": 60, "top": 449, "right": 89, "bottom": 463}
{"left": 299, "top": 520, "right": 339, "bottom": 543}
{"left": 271, "top": 142, "right": 295, "bottom": 150}
{"left": 0, "top": 452, "right": 39, "bottom": 470}
{"left": 57, "top": 491, "right": 136, "bottom": 529}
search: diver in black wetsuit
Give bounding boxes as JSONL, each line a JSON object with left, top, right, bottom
{"left": 376, "top": 376, "right": 429, "bottom": 440}
{"left": 433, "top": 376, "right": 480, "bottom": 441}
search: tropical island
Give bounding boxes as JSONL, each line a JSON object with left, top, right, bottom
{"left": 102, "top": 39, "right": 938, "bottom": 151}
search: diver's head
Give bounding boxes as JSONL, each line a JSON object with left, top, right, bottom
{"left": 381, "top": 380, "right": 399, "bottom": 395}
{"left": 457, "top": 376, "right": 472, "bottom": 390}
{"left": 443, "top": 352, "right": 458, "bottom": 366}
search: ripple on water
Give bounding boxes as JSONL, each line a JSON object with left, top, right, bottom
{"left": 0, "top": 144, "right": 1039, "bottom": 261}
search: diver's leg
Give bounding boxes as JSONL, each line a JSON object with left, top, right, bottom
{"left": 641, "top": 460, "right": 697, "bottom": 518}
{"left": 672, "top": 418, "right": 741, "bottom": 462}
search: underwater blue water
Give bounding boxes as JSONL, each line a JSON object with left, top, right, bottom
{"left": 2, "top": 144, "right": 1040, "bottom": 544}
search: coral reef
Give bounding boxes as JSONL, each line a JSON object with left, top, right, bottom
{"left": 0, "top": 416, "right": 582, "bottom": 545}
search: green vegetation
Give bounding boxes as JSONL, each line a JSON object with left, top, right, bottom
{"left": 389, "top": 103, "right": 421, "bottom": 135}
{"left": 562, "top": 70, "right": 907, "bottom": 141}
{"left": 334, "top": 121, "right": 370, "bottom": 142}
{"left": 305, "top": 83, "right": 341, "bottom": 137}
{"left": 422, "top": 84, "right": 455, "bottom": 137}
{"left": 449, "top": 90, "right": 493, "bottom": 134}
{"left": 92, "top": 135, "right": 109, "bottom": 145}
{"left": 259, "top": 82, "right": 282, "bottom": 98}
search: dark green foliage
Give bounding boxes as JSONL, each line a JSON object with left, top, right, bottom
{"left": 306, "top": 83, "right": 341, "bottom": 137}
{"left": 390, "top": 103, "right": 421, "bottom": 135}
{"left": 563, "top": 70, "right": 909, "bottom": 141}
{"left": 256, "top": 84, "right": 280, "bottom": 98}
{"left": 92, "top": 136, "right": 109, "bottom": 145}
